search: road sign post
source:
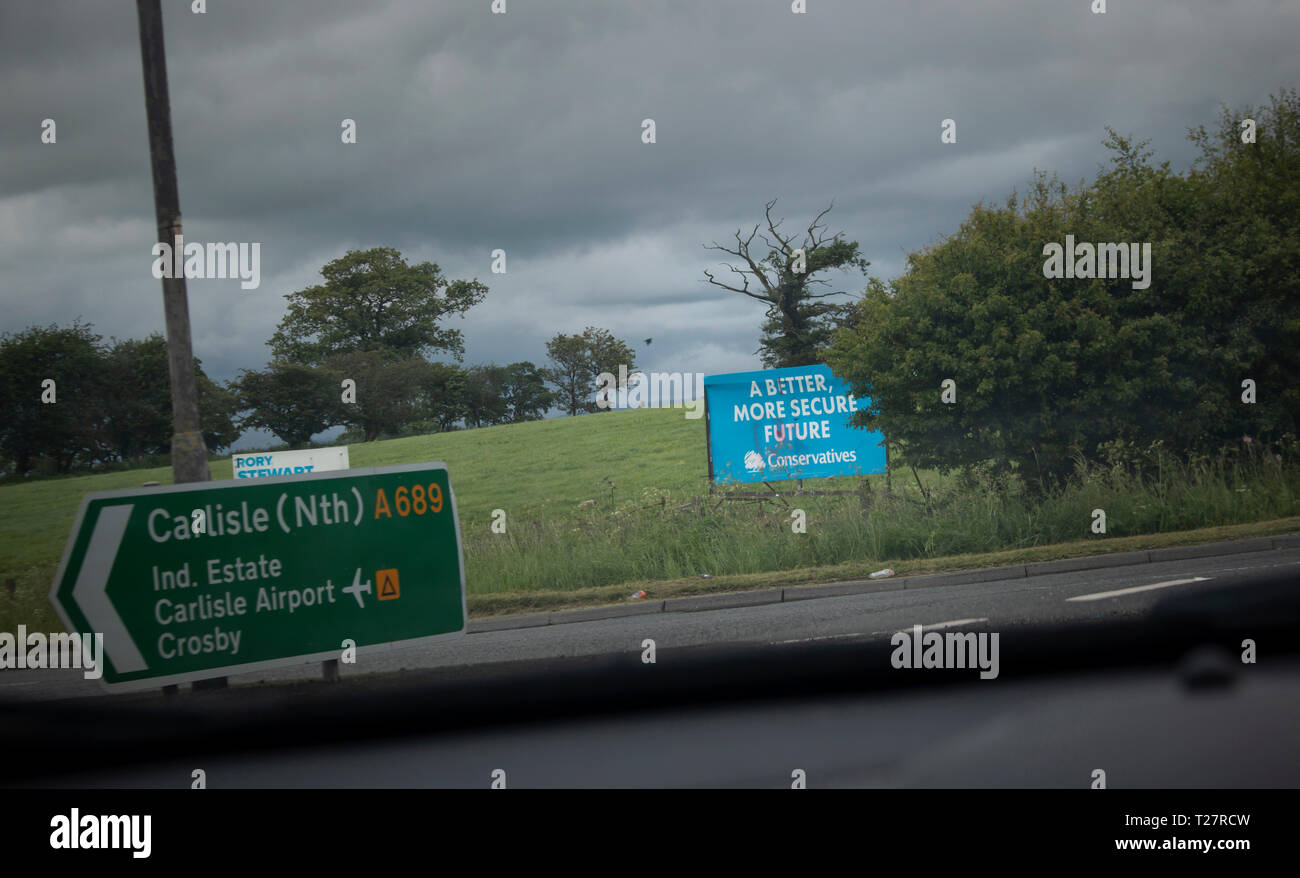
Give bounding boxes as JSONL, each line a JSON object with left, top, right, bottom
{"left": 50, "top": 463, "right": 466, "bottom": 691}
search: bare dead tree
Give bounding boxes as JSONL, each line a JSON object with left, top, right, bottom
{"left": 703, "top": 199, "right": 870, "bottom": 367}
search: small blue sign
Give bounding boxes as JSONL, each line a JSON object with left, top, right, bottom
{"left": 704, "top": 365, "right": 885, "bottom": 484}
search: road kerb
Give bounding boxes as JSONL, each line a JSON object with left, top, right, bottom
{"left": 664, "top": 588, "right": 785, "bottom": 613}
{"left": 1147, "top": 537, "right": 1276, "bottom": 562}
{"left": 906, "top": 565, "right": 1028, "bottom": 589}
{"left": 782, "top": 579, "right": 904, "bottom": 602}
{"left": 468, "top": 612, "right": 551, "bottom": 633}
{"left": 549, "top": 601, "right": 666, "bottom": 625}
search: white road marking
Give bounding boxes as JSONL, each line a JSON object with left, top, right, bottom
{"left": 1067, "top": 577, "right": 1210, "bottom": 602}
{"left": 772, "top": 632, "right": 865, "bottom": 645}
{"left": 914, "top": 617, "right": 988, "bottom": 631}
{"left": 880, "top": 618, "right": 990, "bottom": 637}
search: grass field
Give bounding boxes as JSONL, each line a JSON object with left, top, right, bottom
{"left": 3, "top": 407, "right": 1299, "bottom": 630}
{"left": 0, "top": 410, "right": 700, "bottom": 560}
{"left": 0, "top": 408, "right": 717, "bottom": 630}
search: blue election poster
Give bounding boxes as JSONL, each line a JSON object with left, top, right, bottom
{"left": 704, "top": 364, "right": 886, "bottom": 484}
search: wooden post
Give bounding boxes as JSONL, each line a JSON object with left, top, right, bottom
{"left": 138, "top": 0, "right": 222, "bottom": 691}
{"left": 137, "top": 0, "right": 208, "bottom": 487}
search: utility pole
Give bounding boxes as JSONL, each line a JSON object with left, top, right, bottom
{"left": 137, "top": 0, "right": 209, "bottom": 486}
{"left": 137, "top": 0, "right": 223, "bottom": 692}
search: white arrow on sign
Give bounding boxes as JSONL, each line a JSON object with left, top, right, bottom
{"left": 71, "top": 504, "right": 148, "bottom": 673}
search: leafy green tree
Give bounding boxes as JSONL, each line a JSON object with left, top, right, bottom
{"left": 421, "top": 361, "right": 470, "bottom": 431}
{"left": 0, "top": 325, "right": 237, "bottom": 473}
{"left": 827, "top": 90, "right": 1300, "bottom": 490}
{"left": 544, "top": 334, "right": 589, "bottom": 417}
{"left": 197, "top": 371, "right": 241, "bottom": 454}
{"left": 830, "top": 172, "right": 1227, "bottom": 490}
{"left": 233, "top": 362, "right": 342, "bottom": 448}
{"left": 704, "top": 199, "right": 870, "bottom": 367}
{"left": 828, "top": 188, "right": 1121, "bottom": 491}
{"left": 269, "top": 247, "right": 488, "bottom": 366}
{"left": 462, "top": 361, "right": 553, "bottom": 426}
{"left": 500, "top": 361, "right": 554, "bottom": 423}
{"left": 462, "top": 362, "right": 552, "bottom": 427}
{"left": 545, "top": 327, "right": 636, "bottom": 415}
{"left": 92, "top": 335, "right": 172, "bottom": 461}
{"left": 322, "top": 350, "right": 429, "bottom": 441}
{"left": 93, "top": 334, "right": 238, "bottom": 459}
{"left": 1183, "top": 88, "right": 1300, "bottom": 440}
{"left": 0, "top": 321, "right": 101, "bottom": 474}
{"left": 463, "top": 364, "right": 510, "bottom": 428}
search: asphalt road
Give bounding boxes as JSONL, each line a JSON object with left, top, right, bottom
{"left": 6, "top": 539, "right": 1300, "bottom": 701}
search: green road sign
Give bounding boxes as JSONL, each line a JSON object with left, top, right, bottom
{"left": 49, "top": 462, "right": 466, "bottom": 690}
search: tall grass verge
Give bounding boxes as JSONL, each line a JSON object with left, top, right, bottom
{"left": 464, "top": 451, "right": 1300, "bottom": 594}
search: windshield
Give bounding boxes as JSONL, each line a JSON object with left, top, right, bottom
{"left": 1, "top": 0, "right": 1297, "bottom": 812}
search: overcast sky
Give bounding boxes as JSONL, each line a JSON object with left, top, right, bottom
{"left": 3, "top": 0, "right": 1297, "bottom": 446}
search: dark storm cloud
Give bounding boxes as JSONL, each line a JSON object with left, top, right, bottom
{"left": 2, "top": 0, "right": 1297, "bottom": 411}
